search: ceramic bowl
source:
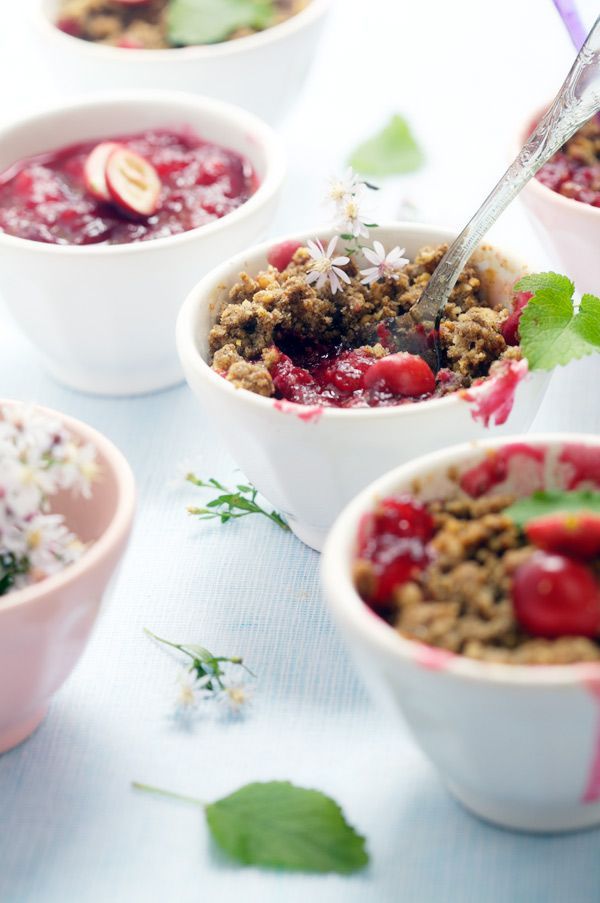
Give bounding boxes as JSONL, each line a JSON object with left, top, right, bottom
{"left": 176, "top": 223, "right": 551, "bottom": 551}
{"left": 0, "top": 402, "right": 135, "bottom": 754}
{"left": 518, "top": 108, "right": 600, "bottom": 295}
{"left": 33, "top": 0, "right": 331, "bottom": 124}
{"left": 0, "top": 92, "right": 285, "bottom": 396}
{"left": 322, "top": 432, "right": 600, "bottom": 833}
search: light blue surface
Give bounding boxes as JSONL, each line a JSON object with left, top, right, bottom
{"left": 3, "top": 0, "right": 600, "bottom": 899}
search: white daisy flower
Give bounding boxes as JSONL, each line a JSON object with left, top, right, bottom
{"left": 325, "top": 167, "right": 362, "bottom": 206}
{"left": 305, "top": 237, "right": 351, "bottom": 295}
{"left": 218, "top": 679, "right": 254, "bottom": 715}
{"left": 335, "top": 192, "right": 371, "bottom": 240}
{"left": 360, "top": 241, "right": 409, "bottom": 286}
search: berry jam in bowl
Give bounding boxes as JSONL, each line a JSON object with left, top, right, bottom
{"left": 33, "top": 0, "right": 331, "bottom": 123}
{"left": 517, "top": 108, "right": 600, "bottom": 296}
{"left": 322, "top": 433, "right": 600, "bottom": 833}
{"left": 177, "top": 223, "right": 551, "bottom": 551}
{"left": 0, "top": 92, "right": 284, "bottom": 395}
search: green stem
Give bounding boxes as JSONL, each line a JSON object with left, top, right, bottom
{"left": 132, "top": 782, "right": 205, "bottom": 808}
{"left": 144, "top": 628, "right": 197, "bottom": 662}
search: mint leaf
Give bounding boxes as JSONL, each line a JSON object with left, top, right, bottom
{"left": 205, "top": 781, "right": 369, "bottom": 873}
{"left": 515, "top": 272, "right": 600, "bottom": 370}
{"left": 349, "top": 115, "right": 424, "bottom": 176}
{"left": 506, "top": 491, "right": 600, "bottom": 529}
{"left": 168, "top": 0, "right": 275, "bottom": 46}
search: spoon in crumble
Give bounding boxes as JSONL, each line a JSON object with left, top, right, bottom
{"left": 384, "top": 13, "right": 600, "bottom": 368}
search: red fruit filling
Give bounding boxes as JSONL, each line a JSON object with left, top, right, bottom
{"left": 536, "top": 120, "right": 600, "bottom": 208}
{"left": 512, "top": 551, "right": 600, "bottom": 638}
{"left": 525, "top": 512, "right": 600, "bottom": 561}
{"left": 355, "top": 496, "right": 434, "bottom": 607}
{"left": 501, "top": 291, "right": 532, "bottom": 346}
{"left": 267, "top": 240, "right": 303, "bottom": 272}
{"left": 0, "top": 128, "right": 257, "bottom": 246}
{"left": 269, "top": 344, "right": 443, "bottom": 409}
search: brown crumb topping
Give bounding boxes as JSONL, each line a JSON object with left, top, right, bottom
{"left": 57, "top": 0, "right": 308, "bottom": 49}
{"left": 208, "top": 243, "right": 515, "bottom": 396}
{"left": 388, "top": 495, "right": 600, "bottom": 665}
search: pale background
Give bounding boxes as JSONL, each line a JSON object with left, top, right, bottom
{"left": 1, "top": 1, "right": 600, "bottom": 901}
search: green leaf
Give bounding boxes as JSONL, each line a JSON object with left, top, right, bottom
{"left": 205, "top": 781, "right": 369, "bottom": 873}
{"left": 348, "top": 115, "right": 424, "bottom": 177}
{"left": 515, "top": 272, "right": 600, "bottom": 370}
{"left": 168, "top": 0, "right": 275, "bottom": 46}
{"left": 505, "top": 491, "right": 600, "bottom": 529}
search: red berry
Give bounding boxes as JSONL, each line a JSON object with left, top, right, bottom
{"left": 364, "top": 353, "right": 435, "bottom": 397}
{"left": 105, "top": 147, "right": 162, "bottom": 217}
{"left": 84, "top": 142, "right": 121, "bottom": 202}
{"left": 56, "top": 17, "right": 82, "bottom": 36}
{"left": 315, "top": 349, "right": 374, "bottom": 395}
{"left": 501, "top": 291, "right": 532, "bottom": 346}
{"left": 525, "top": 513, "right": 600, "bottom": 561}
{"left": 374, "top": 495, "right": 435, "bottom": 542}
{"left": 512, "top": 551, "right": 600, "bottom": 638}
{"left": 267, "top": 240, "right": 303, "bottom": 272}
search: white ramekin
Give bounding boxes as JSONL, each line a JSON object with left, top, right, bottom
{"left": 176, "top": 223, "right": 551, "bottom": 551}
{"left": 517, "top": 107, "right": 600, "bottom": 295}
{"left": 322, "top": 433, "right": 600, "bottom": 833}
{"left": 33, "top": 0, "right": 331, "bottom": 123}
{"left": 0, "top": 92, "right": 285, "bottom": 396}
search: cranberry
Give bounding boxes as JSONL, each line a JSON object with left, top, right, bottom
{"left": 314, "top": 350, "right": 374, "bottom": 395}
{"left": 56, "top": 17, "right": 81, "bottom": 36}
{"left": 363, "top": 353, "right": 436, "bottom": 397}
{"left": 512, "top": 551, "right": 600, "bottom": 638}
{"left": 270, "top": 353, "right": 318, "bottom": 405}
{"left": 525, "top": 513, "right": 600, "bottom": 561}
{"left": 501, "top": 291, "right": 532, "bottom": 346}
{"left": 267, "top": 240, "right": 303, "bottom": 272}
{"left": 357, "top": 495, "right": 433, "bottom": 606}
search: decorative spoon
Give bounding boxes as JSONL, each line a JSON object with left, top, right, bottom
{"left": 385, "top": 14, "right": 600, "bottom": 367}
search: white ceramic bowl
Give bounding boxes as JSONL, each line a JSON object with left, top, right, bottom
{"left": 177, "top": 223, "right": 551, "bottom": 551}
{"left": 33, "top": 0, "right": 331, "bottom": 123}
{"left": 0, "top": 92, "right": 285, "bottom": 396}
{"left": 322, "top": 433, "right": 600, "bottom": 833}
{"left": 517, "top": 107, "right": 600, "bottom": 295}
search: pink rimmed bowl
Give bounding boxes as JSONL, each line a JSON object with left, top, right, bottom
{"left": 0, "top": 402, "right": 135, "bottom": 754}
{"left": 322, "top": 433, "right": 600, "bottom": 833}
{"left": 176, "top": 222, "right": 551, "bottom": 552}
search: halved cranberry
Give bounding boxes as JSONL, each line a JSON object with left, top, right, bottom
{"left": 314, "top": 350, "right": 375, "bottom": 395}
{"left": 364, "top": 352, "right": 435, "bottom": 397}
{"left": 512, "top": 551, "right": 600, "bottom": 638}
{"left": 525, "top": 512, "right": 600, "bottom": 561}
{"left": 106, "top": 147, "right": 162, "bottom": 217}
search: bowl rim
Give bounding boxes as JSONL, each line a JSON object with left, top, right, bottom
{"left": 0, "top": 401, "right": 136, "bottom": 613}
{"left": 518, "top": 105, "right": 600, "bottom": 220}
{"left": 176, "top": 220, "right": 544, "bottom": 422}
{"left": 321, "top": 432, "right": 600, "bottom": 688}
{"left": 34, "top": 0, "right": 331, "bottom": 61}
{"left": 0, "top": 90, "right": 286, "bottom": 257}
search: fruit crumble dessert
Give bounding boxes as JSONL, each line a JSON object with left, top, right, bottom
{"left": 208, "top": 242, "right": 527, "bottom": 409}
{"left": 56, "top": 0, "right": 309, "bottom": 50}
{"left": 536, "top": 117, "right": 600, "bottom": 207}
{"left": 353, "top": 448, "right": 600, "bottom": 665}
{"left": 0, "top": 128, "right": 256, "bottom": 245}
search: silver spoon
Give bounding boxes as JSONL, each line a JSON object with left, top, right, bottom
{"left": 386, "top": 14, "right": 600, "bottom": 367}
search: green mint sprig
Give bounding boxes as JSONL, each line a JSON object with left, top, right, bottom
{"left": 133, "top": 780, "right": 369, "bottom": 874}
{"left": 505, "top": 490, "right": 600, "bottom": 529}
{"left": 186, "top": 474, "right": 289, "bottom": 531}
{"left": 349, "top": 114, "right": 424, "bottom": 177}
{"left": 516, "top": 272, "right": 600, "bottom": 370}
{"left": 168, "top": 0, "right": 275, "bottom": 46}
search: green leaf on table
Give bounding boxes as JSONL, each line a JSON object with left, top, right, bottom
{"left": 348, "top": 115, "right": 424, "bottom": 176}
{"left": 505, "top": 491, "right": 600, "bottom": 529}
{"left": 516, "top": 272, "right": 600, "bottom": 370}
{"left": 168, "top": 0, "right": 275, "bottom": 46}
{"left": 205, "top": 781, "right": 369, "bottom": 873}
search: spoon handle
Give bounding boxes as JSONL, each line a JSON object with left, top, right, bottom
{"left": 413, "top": 15, "right": 600, "bottom": 326}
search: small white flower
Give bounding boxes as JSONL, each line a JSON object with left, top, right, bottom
{"left": 218, "top": 680, "right": 254, "bottom": 715}
{"left": 325, "top": 167, "right": 362, "bottom": 206}
{"left": 360, "top": 241, "right": 409, "bottom": 286}
{"left": 175, "top": 669, "right": 201, "bottom": 712}
{"left": 305, "top": 237, "right": 351, "bottom": 295}
{"left": 335, "top": 191, "right": 372, "bottom": 240}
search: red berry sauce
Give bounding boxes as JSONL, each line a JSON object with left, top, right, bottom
{"left": 356, "top": 496, "right": 435, "bottom": 610}
{"left": 0, "top": 128, "right": 257, "bottom": 246}
{"left": 269, "top": 342, "right": 458, "bottom": 409}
